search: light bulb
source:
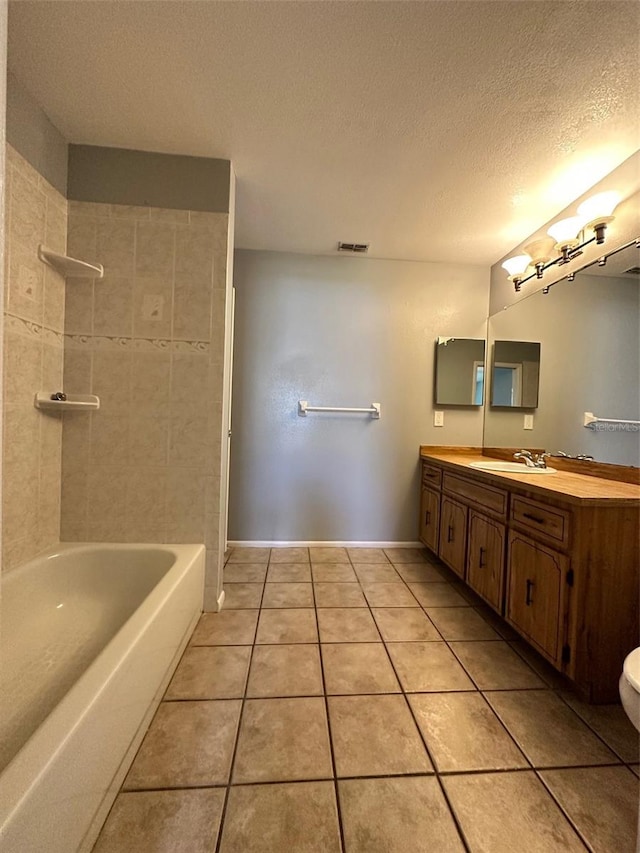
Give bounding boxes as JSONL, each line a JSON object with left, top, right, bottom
{"left": 523, "top": 237, "right": 555, "bottom": 266}
{"left": 501, "top": 254, "right": 531, "bottom": 279}
{"left": 547, "top": 216, "right": 585, "bottom": 247}
{"left": 577, "top": 191, "right": 620, "bottom": 244}
{"left": 577, "top": 191, "right": 620, "bottom": 224}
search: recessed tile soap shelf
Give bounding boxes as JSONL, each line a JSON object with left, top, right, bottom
{"left": 38, "top": 245, "right": 104, "bottom": 279}
{"left": 34, "top": 392, "right": 100, "bottom": 412}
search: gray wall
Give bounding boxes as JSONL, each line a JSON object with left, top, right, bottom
{"left": 229, "top": 250, "right": 489, "bottom": 542}
{"left": 6, "top": 72, "right": 68, "bottom": 194}
{"left": 68, "top": 145, "right": 230, "bottom": 213}
{"left": 485, "top": 273, "right": 640, "bottom": 465}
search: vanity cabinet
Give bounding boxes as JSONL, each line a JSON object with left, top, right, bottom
{"left": 418, "top": 449, "right": 640, "bottom": 703}
{"left": 506, "top": 532, "right": 568, "bottom": 663}
{"left": 419, "top": 486, "right": 440, "bottom": 553}
{"left": 467, "top": 511, "right": 505, "bottom": 611}
{"left": 438, "top": 497, "right": 467, "bottom": 578}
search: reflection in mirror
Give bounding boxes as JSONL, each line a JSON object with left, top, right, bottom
{"left": 491, "top": 341, "right": 540, "bottom": 408}
{"left": 484, "top": 243, "right": 640, "bottom": 466}
{"left": 435, "top": 337, "right": 485, "bottom": 406}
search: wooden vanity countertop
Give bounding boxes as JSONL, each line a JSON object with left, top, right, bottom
{"left": 419, "top": 447, "right": 640, "bottom": 506}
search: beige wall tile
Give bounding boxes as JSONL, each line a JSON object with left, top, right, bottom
{"left": 4, "top": 330, "right": 42, "bottom": 407}
{"left": 133, "top": 276, "right": 173, "bottom": 339}
{"left": 170, "top": 353, "right": 209, "bottom": 404}
{"left": 169, "top": 410, "right": 209, "bottom": 466}
{"left": 91, "top": 350, "right": 132, "bottom": 413}
{"left": 109, "top": 204, "right": 150, "bottom": 221}
{"left": 96, "top": 219, "right": 135, "bottom": 276}
{"left": 67, "top": 216, "right": 97, "bottom": 258}
{"left": 44, "top": 196, "right": 67, "bottom": 254}
{"left": 44, "top": 268, "right": 65, "bottom": 333}
{"left": 7, "top": 238, "right": 45, "bottom": 324}
{"left": 149, "top": 207, "right": 189, "bottom": 224}
{"left": 175, "top": 228, "right": 214, "bottom": 279}
{"left": 63, "top": 349, "right": 92, "bottom": 394}
{"left": 90, "top": 414, "right": 130, "bottom": 465}
{"left": 87, "top": 466, "right": 129, "bottom": 526}
{"left": 135, "top": 221, "right": 175, "bottom": 276}
{"left": 125, "top": 468, "right": 167, "bottom": 528}
{"left": 64, "top": 279, "right": 94, "bottom": 334}
{"left": 166, "top": 467, "right": 206, "bottom": 533}
{"left": 129, "top": 413, "right": 169, "bottom": 466}
{"left": 173, "top": 275, "right": 212, "bottom": 340}
{"left": 10, "top": 169, "right": 46, "bottom": 255}
{"left": 131, "top": 352, "right": 171, "bottom": 411}
{"left": 60, "top": 469, "right": 88, "bottom": 536}
{"left": 3, "top": 457, "right": 39, "bottom": 546}
{"left": 93, "top": 277, "right": 134, "bottom": 337}
{"left": 61, "top": 415, "right": 91, "bottom": 472}
{"left": 3, "top": 404, "right": 40, "bottom": 467}
{"left": 42, "top": 342, "right": 63, "bottom": 390}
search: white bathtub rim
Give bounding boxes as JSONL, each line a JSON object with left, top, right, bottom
{"left": 0, "top": 542, "right": 205, "bottom": 832}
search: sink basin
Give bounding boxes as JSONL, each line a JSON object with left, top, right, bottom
{"left": 468, "top": 461, "right": 557, "bottom": 474}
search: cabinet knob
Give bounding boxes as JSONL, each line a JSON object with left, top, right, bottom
{"left": 478, "top": 547, "right": 486, "bottom": 568}
{"left": 447, "top": 525, "right": 454, "bottom": 543}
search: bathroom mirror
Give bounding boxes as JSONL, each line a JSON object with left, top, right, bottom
{"left": 484, "top": 242, "right": 640, "bottom": 466}
{"left": 490, "top": 341, "right": 540, "bottom": 408}
{"left": 435, "top": 337, "right": 485, "bottom": 406}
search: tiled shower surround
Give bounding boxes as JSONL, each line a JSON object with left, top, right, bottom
{"left": 3, "top": 145, "right": 67, "bottom": 571}
{"left": 2, "top": 144, "right": 230, "bottom": 601}
{"left": 61, "top": 200, "right": 228, "bottom": 603}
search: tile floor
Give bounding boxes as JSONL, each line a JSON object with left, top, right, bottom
{"left": 93, "top": 546, "right": 639, "bottom": 852}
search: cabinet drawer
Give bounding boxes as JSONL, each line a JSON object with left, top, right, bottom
{"left": 443, "top": 473, "right": 507, "bottom": 518}
{"left": 511, "top": 496, "right": 571, "bottom": 549}
{"left": 422, "top": 463, "right": 442, "bottom": 489}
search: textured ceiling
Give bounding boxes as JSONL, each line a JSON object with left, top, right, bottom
{"left": 7, "top": 1, "right": 640, "bottom": 265}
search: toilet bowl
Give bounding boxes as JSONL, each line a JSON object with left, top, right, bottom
{"left": 619, "top": 647, "right": 640, "bottom": 732}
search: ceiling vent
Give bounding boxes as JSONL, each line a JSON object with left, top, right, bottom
{"left": 624, "top": 266, "right": 640, "bottom": 275}
{"left": 337, "top": 242, "right": 369, "bottom": 253}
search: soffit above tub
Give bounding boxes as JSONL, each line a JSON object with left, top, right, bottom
{"left": 7, "top": 0, "right": 640, "bottom": 265}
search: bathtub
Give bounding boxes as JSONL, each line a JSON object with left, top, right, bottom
{"left": 0, "top": 542, "right": 205, "bottom": 853}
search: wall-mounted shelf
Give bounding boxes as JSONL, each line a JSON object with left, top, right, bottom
{"left": 38, "top": 245, "right": 104, "bottom": 280}
{"left": 34, "top": 393, "right": 100, "bottom": 412}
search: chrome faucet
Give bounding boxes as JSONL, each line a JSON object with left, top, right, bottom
{"left": 514, "top": 450, "right": 550, "bottom": 469}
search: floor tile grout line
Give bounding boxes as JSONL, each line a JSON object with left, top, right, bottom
{"left": 310, "top": 568, "right": 348, "bottom": 853}
{"left": 118, "top": 758, "right": 633, "bottom": 795}
{"left": 213, "top": 559, "right": 268, "bottom": 853}
{"left": 533, "top": 768, "right": 592, "bottom": 851}
{"left": 354, "top": 566, "right": 473, "bottom": 853}
{"left": 221, "top": 548, "right": 635, "bottom": 842}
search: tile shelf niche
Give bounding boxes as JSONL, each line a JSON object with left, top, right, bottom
{"left": 37, "top": 244, "right": 104, "bottom": 279}
{"left": 34, "top": 392, "right": 100, "bottom": 412}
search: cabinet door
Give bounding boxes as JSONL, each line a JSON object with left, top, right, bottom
{"left": 466, "top": 512, "right": 505, "bottom": 612}
{"left": 507, "top": 532, "right": 568, "bottom": 663}
{"left": 438, "top": 497, "right": 467, "bottom": 579}
{"left": 419, "top": 487, "right": 440, "bottom": 555}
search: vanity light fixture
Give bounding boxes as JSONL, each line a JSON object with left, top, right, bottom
{"left": 502, "top": 188, "right": 622, "bottom": 292}
{"left": 598, "top": 256, "right": 607, "bottom": 267}
{"left": 524, "top": 237, "right": 556, "bottom": 279}
{"left": 547, "top": 216, "right": 586, "bottom": 263}
{"left": 567, "top": 272, "right": 575, "bottom": 282}
{"left": 501, "top": 254, "right": 531, "bottom": 292}
{"left": 577, "top": 191, "right": 620, "bottom": 245}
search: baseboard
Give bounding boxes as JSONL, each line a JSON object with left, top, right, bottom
{"left": 227, "top": 540, "right": 424, "bottom": 548}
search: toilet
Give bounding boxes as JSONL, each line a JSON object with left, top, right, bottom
{"left": 619, "top": 647, "right": 640, "bottom": 732}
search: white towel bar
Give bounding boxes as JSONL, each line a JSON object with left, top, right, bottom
{"left": 584, "top": 411, "right": 640, "bottom": 428}
{"left": 298, "top": 401, "right": 381, "bottom": 418}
